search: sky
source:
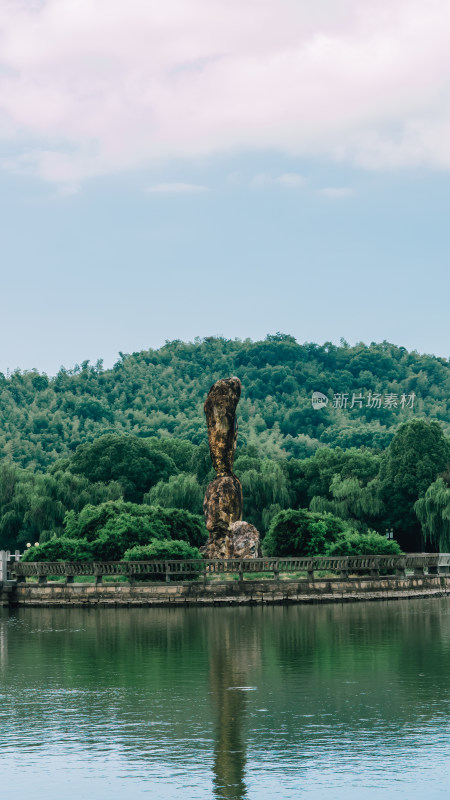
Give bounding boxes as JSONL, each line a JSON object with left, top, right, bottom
{"left": 0, "top": 0, "right": 449, "bottom": 375}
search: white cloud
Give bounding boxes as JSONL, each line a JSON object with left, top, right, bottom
{"left": 145, "top": 182, "right": 208, "bottom": 194}
{"left": 275, "top": 173, "right": 306, "bottom": 188}
{"left": 1, "top": 0, "right": 450, "bottom": 183}
{"left": 252, "top": 172, "right": 306, "bottom": 188}
{"left": 318, "top": 187, "right": 355, "bottom": 198}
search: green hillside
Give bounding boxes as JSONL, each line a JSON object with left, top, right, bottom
{"left": 1, "top": 335, "right": 449, "bottom": 555}
{"left": 1, "top": 334, "right": 449, "bottom": 469}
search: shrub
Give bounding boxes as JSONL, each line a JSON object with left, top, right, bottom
{"left": 152, "top": 507, "right": 207, "bottom": 548}
{"left": 64, "top": 501, "right": 207, "bottom": 549}
{"left": 326, "top": 530, "right": 403, "bottom": 556}
{"left": 64, "top": 501, "right": 155, "bottom": 541}
{"left": 263, "top": 508, "right": 349, "bottom": 557}
{"left": 21, "top": 537, "right": 93, "bottom": 562}
{"left": 123, "top": 539, "right": 202, "bottom": 561}
{"left": 88, "top": 514, "right": 166, "bottom": 560}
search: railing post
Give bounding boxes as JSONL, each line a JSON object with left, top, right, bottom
{"left": 340, "top": 558, "right": 349, "bottom": 580}
{"left": 370, "top": 559, "right": 380, "bottom": 578}
{"left": 396, "top": 557, "right": 406, "bottom": 578}
{"left": 94, "top": 565, "right": 103, "bottom": 585}
{"left": 0, "top": 551, "right": 6, "bottom": 583}
{"left": 273, "top": 560, "right": 280, "bottom": 582}
{"left": 438, "top": 556, "right": 450, "bottom": 575}
{"left": 36, "top": 563, "right": 47, "bottom": 585}
{"left": 165, "top": 561, "right": 170, "bottom": 583}
{"left": 238, "top": 561, "right": 244, "bottom": 583}
{"left": 307, "top": 560, "right": 314, "bottom": 581}
{"left": 427, "top": 556, "right": 439, "bottom": 576}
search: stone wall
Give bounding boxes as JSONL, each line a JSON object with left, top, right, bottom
{"left": 3, "top": 575, "right": 450, "bottom": 607}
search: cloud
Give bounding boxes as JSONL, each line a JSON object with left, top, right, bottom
{"left": 1, "top": 0, "right": 450, "bottom": 182}
{"left": 318, "top": 187, "right": 355, "bottom": 198}
{"left": 252, "top": 172, "right": 306, "bottom": 188}
{"left": 275, "top": 173, "right": 306, "bottom": 188}
{"left": 145, "top": 182, "right": 208, "bottom": 194}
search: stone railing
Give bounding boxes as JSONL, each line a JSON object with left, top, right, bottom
{"left": 7, "top": 553, "right": 450, "bottom": 585}
{"left": 0, "top": 551, "right": 22, "bottom": 582}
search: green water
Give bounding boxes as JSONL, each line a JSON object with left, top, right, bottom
{"left": 1, "top": 600, "right": 450, "bottom": 798}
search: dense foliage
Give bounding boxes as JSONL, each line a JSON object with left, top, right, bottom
{"left": 0, "top": 460, "right": 122, "bottom": 549}
{"left": 262, "top": 509, "right": 349, "bottom": 557}
{"left": 1, "top": 335, "right": 449, "bottom": 469}
{"left": 21, "top": 536, "right": 94, "bottom": 562}
{"left": 122, "top": 541, "right": 201, "bottom": 561}
{"left": 1, "top": 336, "right": 449, "bottom": 556}
{"left": 378, "top": 420, "right": 450, "bottom": 549}
{"left": 262, "top": 509, "right": 403, "bottom": 557}
{"left": 70, "top": 435, "right": 178, "bottom": 502}
{"left": 326, "top": 531, "right": 403, "bottom": 556}
{"left": 414, "top": 477, "right": 450, "bottom": 552}
{"left": 22, "top": 501, "right": 207, "bottom": 562}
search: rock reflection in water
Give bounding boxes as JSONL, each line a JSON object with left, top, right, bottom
{"left": 208, "top": 613, "right": 260, "bottom": 799}
{"left": 1, "top": 601, "right": 450, "bottom": 798}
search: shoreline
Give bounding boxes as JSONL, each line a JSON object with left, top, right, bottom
{"left": 3, "top": 575, "right": 450, "bottom": 607}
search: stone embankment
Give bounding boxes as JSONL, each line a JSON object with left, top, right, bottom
{"left": 3, "top": 575, "right": 450, "bottom": 607}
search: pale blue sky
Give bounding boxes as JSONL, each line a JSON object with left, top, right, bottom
{"left": 1, "top": 1, "right": 449, "bottom": 375}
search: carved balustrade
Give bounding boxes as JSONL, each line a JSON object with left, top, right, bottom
{"left": 6, "top": 553, "right": 450, "bottom": 585}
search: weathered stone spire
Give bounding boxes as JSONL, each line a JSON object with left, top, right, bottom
{"left": 202, "top": 377, "right": 260, "bottom": 559}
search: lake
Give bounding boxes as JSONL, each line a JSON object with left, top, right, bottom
{"left": 1, "top": 600, "right": 450, "bottom": 799}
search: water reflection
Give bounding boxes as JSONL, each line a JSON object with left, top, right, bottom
{"left": 0, "top": 617, "right": 7, "bottom": 668}
{"left": 208, "top": 613, "right": 261, "bottom": 799}
{"left": 1, "top": 601, "right": 450, "bottom": 799}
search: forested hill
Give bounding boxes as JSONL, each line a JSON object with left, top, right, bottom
{"left": 1, "top": 334, "right": 449, "bottom": 470}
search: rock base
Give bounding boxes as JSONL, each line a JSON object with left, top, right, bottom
{"left": 229, "top": 521, "right": 261, "bottom": 558}
{"left": 201, "top": 520, "right": 261, "bottom": 559}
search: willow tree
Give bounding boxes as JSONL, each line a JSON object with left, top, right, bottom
{"left": 414, "top": 478, "right": 450, "bottom": 551}
{"left": 146, "top": 473, "right": 204, "bottom": 515}
{"left": 379, "top": 420, "right": 450, "bottom": 550}
{"left": 310, "top": 474, "right": 384, "bottom": 531}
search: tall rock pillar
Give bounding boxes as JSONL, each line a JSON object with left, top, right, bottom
{"left": 202, "top": 377, "right": 260, "bottom": 559}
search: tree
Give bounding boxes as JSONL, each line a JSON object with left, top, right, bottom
{"left": 379, "top": 420, "right": 450, "bottom": 550}
{"left": 310, "top": 475, "right": 384, "bottom": 532}
{"left": 70, "top": 434, "right": 177, "bottom": 502}
{"left": 414, "top": 478, "right": 450, "bottom": 551}
{"left": 146, "top": 473, "right": 204, "bottom": 515}
{"left": 262, "top": 508, "right": 349, "bottom": 557}
{"left": 0, "top": 337, "right": 449, "bottom": 471}
{"left": 287, "top": 447, "right": 381, "bottom": 509}
{"left": 0, "top": 461, "right": 122, "bottom": 550}
{"left": 237, "top": 460, "right": 292, "bottom": 534}
{"left": 64, "top": 500, "right": 207, "bottom": 551}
